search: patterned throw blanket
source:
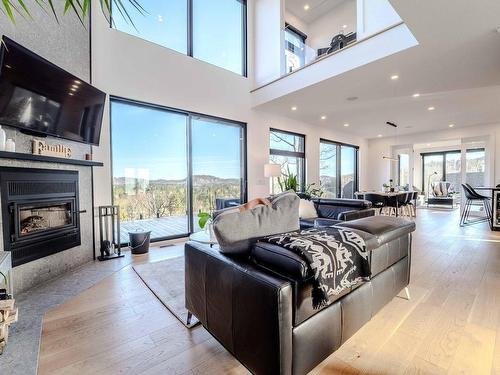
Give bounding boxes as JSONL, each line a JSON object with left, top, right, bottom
{"left": 262, "top": 227, "right": 370, "bottom": 309}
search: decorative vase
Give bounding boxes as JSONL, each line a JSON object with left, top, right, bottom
{"left": 0, "top": 126, "right": 5, "bottom": 151}
{"left": 5, "top": 138, "right": 15, "bottom": 152}
{"left": 205, "top": 222, "right": 216, "bottom": 241}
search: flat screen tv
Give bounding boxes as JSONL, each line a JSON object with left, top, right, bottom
{"left": 0, "top": 36, "right": 105, "bottom": 146}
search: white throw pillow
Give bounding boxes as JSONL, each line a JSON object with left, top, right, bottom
{"left": 299, "top": 199, "right": 318, "bottom": 219}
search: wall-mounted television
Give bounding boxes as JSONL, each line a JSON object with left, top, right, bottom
{"left": 0, "top": 36, "right": 105, "bottom": 146}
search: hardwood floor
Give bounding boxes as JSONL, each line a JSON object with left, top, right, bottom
{"left": 38, "top": 208, "right": 500, "bottom": 375}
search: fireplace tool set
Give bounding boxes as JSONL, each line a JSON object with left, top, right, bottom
{"left": 98, "top": 205, "right": 124, "bottom": 261}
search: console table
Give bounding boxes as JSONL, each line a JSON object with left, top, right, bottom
{"left": 0, "top": 252, "right": 13, "bottom": 297}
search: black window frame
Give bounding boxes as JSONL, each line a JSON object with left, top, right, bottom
{"left": 420, "top": 149, "right": 461, "bottom": 192}
{"left": 110, "top": 0, "right": 248, "bottom": 77}
{"left": 284, "top": 23, "right": 307, "bottom": 72}
{"left": 319, "top": 139, "right": 359, "bottom": 198}
{"left": 109, "top": 96, "right": 248, "bottom": 246}
{"left": 269, "top": 128, "right": 306, "bottom": 191}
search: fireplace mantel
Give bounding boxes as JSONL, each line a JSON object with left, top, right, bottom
{"left": 0, "top": 151, "right": 103, "bottom": 167}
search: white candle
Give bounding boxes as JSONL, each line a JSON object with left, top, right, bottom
{"left": 5, "top": 138, "right": 15, "bottom": 152}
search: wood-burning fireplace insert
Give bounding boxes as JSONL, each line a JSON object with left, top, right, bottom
{"left": 0, "top": 167, "right": 82, "bottom": 266}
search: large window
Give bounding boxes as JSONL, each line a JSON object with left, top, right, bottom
{"left": 421, "top": 151, "right": 461, "bottom": 194}
{"left": 193, "top": 0, "right": 245, "bottom": 75}
{"left": 270, "top": 129, "right": 305, "bottom": 192}
{"left": 320, "top": 140, "right": 359, "bottom": 198}
{"left": 398, "top": 154, "right": 410, "bottom": 187}
{"left": 112, "top": 1, "right": 188, "bottom": 54}
{"left": 111, "top": 98, "right": 246, "bottom": 244}
{"left": 112, "top": 0, "right": 247, "bottom": 76}
{"left": 466, "top": 148, "right": 485, "bottom": 186}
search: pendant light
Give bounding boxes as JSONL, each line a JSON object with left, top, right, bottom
{"left": 382, "top": 121, "right": 399, "bottom": 162}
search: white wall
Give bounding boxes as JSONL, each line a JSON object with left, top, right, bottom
{"left": 357, "top": 0, "right": 402, "bottom": 39}
{"left": 91, "top": 0, "right": 366, "bottom": 213}
{"left": 365, "top": 124, "right": 500, "bottom": 191}
{"left": 307, "top": 0, "right": 357, "bottom": 51}
{"left": 254, "top": 0, "right": 284, "bottom": 85}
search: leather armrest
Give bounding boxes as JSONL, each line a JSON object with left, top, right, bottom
{"left": 336, "top": 216, "right": 415, "bottom": 247}
{"left": 185, "top": 241, "right": 293, "bottom": 375}
{"left": 252, "top": 242, "right": 312, "bottom": 281}
{"left": 339, "top": 208, "right": 376, "bottom": 221}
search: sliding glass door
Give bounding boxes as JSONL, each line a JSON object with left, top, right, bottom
{"left": 191, "top": 116, "right": 245, "bottom": 230}
{"left": 111, "top": 98, "right": 246, "bottom": 244}
{"left": 320, "top": 139, "right": 359, "bottom": 199}
{"left": 111, "top": 101, "right": 189, "bottom": 243}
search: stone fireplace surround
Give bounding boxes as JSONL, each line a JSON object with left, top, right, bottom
{"left": 0, "top": 128, "right": 97, "bottom": 294}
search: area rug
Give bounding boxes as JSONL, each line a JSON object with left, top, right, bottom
{"left": 132, "top": 256, "right": 200, "bottom": 328}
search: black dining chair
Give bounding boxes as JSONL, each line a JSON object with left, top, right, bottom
{"left": 363, "top": 193, "right": 386, "bottom": 215}
{"left": 384, "top": 195, "right": 398, "bottom": 216}
{"left": 460, "top": 184, "right": 491, "bottom": 226}
{"left": 465, "top": 183, "right": 492, "bottom": 218}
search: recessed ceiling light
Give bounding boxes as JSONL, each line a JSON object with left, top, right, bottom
{"left": 70, "top": 87, "right": 77, "bottom": 91}
{"left": 71, "top": 84, "right": 79, "bottom": 89}
{"left": 412, "top": 93, "right": 420, "bottom": 98}
{"left": 74, "top": 80, "right": 81, "bottom": 84}
{"left": 427, "top": 143, "right": 431, "bottom": 147}
{"left": 391, "top": 75, "right": 399, "bottom": 80}
{"left": 428, "top": 106, "right": 435, "bottom": 111}
{"left": 68, "top": 92, "right": 74, "bottom": 96}
{"left": 343, "top": 123, "right": 350, "bottom": 127}
{"left": 449, "top": 123, "right": 455, "bottom": 128}
{"left": 304, "top": 4, "right": 310, "bottom": 10}
{"left": 377, "top": 134, "right": 382, "bottom": 137}
{"left": 342, "top": 24, "right": 348, "bottom": 29}
{"left": 321, "top": 115, "right": 327, "bottom": 120}
{"left": 291, "top": 106, "right": 297, "bottom": 111}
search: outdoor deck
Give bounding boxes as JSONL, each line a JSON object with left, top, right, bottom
{"left": 120, "top": 216, "right": 189, "bottom": 243}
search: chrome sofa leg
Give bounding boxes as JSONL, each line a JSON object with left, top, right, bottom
{"left": 187, "top": 311, "right": 193, "bottom": 326}
{"left": 404, "top": 287, "right": 411, "bottom": 300}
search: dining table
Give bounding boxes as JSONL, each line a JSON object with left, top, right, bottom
{"left": 355, "top": 191, "right": 418, "bottom": 217}
{"left": 471, "top": 186, "right": 500, "bottom": 231}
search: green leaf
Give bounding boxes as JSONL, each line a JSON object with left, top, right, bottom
{"left": 197, "top": 212, "right": 211, "bottom": 229}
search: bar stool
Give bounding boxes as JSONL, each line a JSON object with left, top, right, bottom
{"left": 460, "top": 184, "right": 491, "bottom": 226}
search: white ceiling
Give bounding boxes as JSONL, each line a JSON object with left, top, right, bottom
{"left": 285, "top": 0, "right": 346, "bottom": 24}
{"left": 257, "top": 0, "right": 500, "bottom": 139}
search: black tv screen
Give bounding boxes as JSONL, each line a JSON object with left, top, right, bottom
{"left": 0, "top": 36, "right": 105, "bottom": 145}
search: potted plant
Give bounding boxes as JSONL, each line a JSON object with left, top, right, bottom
{"left": 198, "top": 212, "right": 216, "bottom": 240}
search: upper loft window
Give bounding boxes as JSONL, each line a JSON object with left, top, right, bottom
{"left": 112, "top": 0, "right": 188, "bottom": 54}
{"left": 193, "top": 0, "right": 246, "bottom": 75}
{"left": 112, "top": 0, "right": 247, "bottom": 76}
{"left": 284, "top": 24, "right": 306, "bottom": 73}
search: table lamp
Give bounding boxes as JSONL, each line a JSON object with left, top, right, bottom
{"left": 264, "top": 163, "right": 282, "bottom": 195}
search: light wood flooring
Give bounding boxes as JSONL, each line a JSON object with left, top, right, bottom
{"left": 38, "top": 208, "right": 500, "bottom": 375}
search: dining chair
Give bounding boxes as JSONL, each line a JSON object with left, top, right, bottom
{"left": 384, "top": 195, "right": 398, "bottom": 217}
{"left": 363, "top": 193, "right": 386, "bottom": 215}
{"left": 460, "top": 184, "right": 491, "bottom": 226}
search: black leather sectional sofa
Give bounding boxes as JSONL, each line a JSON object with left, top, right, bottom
{"left": 185, "top": 216, "right": 415, "bottom": 375}
{"left": 300, "top": 198, "right": 375, "bottom": 229}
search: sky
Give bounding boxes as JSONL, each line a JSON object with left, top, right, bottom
{"left": 113, "top": 0, "right": 244, "bottom": 75}
{"left": 111, "top": 101, "right": 242, "bottom": 181}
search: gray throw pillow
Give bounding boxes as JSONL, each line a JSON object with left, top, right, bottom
{"left": 212, "top": 191, "right": 300, "bottom": 254}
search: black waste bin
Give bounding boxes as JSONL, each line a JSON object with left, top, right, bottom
{"left": 129, "top": 231, "right": 151, "bottom": 255}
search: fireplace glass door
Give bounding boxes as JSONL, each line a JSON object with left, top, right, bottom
{"left": 16, "top": 200, "right": 74, "bottom": 239}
